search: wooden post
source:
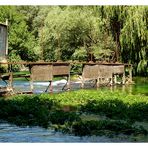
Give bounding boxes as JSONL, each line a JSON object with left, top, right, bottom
{"left": 8, "top": 64, "right": 13, "bottom": 88}
{"left": 97, "top": 78, "right": 100, "bottom": 88}
{"left": 67, "top": 64, "right": 71, "bottom": 90}
{"left": 49, "top": 81, "right": 53, "bottom": 93}
{"left": 67, "top": 74, "right": 71, "bottom": 90}
{"left": 81, "top": 64, "right": 84, "bottom": 88}
{"left": 122, "top": 72, "right": 125, "bottom": 85}
{"left": 114, "top": 75, "right": 117, "bottom": 84}
{"left": 30, "top": 74, "right": 34, "bottom": 92}
{"left": 8, "top": 72, "right": 13, "bottom": 88}
{"left": 110, "top": 77, "right": 113, "bottom": 85}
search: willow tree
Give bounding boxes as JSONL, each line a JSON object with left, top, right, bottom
{"left": 97, "top": 6, "right": 148, "bottom": 75}
{"left": 120, "top": 6, "right": 148, "bottom": 75}
{"left": 97, "top": 6, "right": 127, "bottom": 62}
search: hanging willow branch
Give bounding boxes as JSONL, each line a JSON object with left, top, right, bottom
{"left": 120, "top": 6, "right": 148, "bottom": 75}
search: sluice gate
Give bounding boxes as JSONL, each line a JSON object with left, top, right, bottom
{"left": 81, "top": 63, "right": 132, "bottom": 88}
{"left": 0, "top": 61, "right": 133, "bottom": 96}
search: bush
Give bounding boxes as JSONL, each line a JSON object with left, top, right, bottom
{"left": 49, "top": 110, "right": 81, "bottom": 125}
{"left": 70, "top": 63, "right": 83, "bottom": 75}
{"left": 0, "top": 64, "right": 8, "bottom": 73}
{"left": 71, "top": 120, "right": 148, "bottom": 136}
{"left": 8, "top": 51, "right": 22, "bottom": 72}
{"left": 0, "top": 89, "right": 148, "bottom": 137}
{"left": 0, "top": 95, "right": 55, "bottom": 128}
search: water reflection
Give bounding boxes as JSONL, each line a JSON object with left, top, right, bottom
{"left": 100, "top": 83, "right": 148, "bottom": 96}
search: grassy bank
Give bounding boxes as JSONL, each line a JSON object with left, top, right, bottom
{"left": 0, "top": 89, "right": 148, "bottom": 140}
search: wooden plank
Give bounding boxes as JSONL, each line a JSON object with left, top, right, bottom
{"left": 98, "top": 65, "right": 113, "bottom": 78}
{"left": 53, "top": 63, "right": 70, "bottom": 76}
{"left": 82, "top": 64, "right": 98, "bottom": 79}
{"left": 31, "top": 64, "right": 53, "bottom": 81}
{"left": 113, "top": 65, "right": 124, "bottom": 74}
{"left": 82, "top": 64, "right": 113, "bottom": 79}
{"left": 0, "top": 61, "right": 132, "bottom": 67}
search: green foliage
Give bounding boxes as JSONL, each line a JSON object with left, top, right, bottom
{"left": 0, "top": 64, "right": 8, "bottom": 73}
{"left": 49, "top": 110, "right": 80, "bottom": 125}
{"left": 38, "top": 6, "right": 114, "bottom": 61}
{"left": 81, "top": 99, "right": 148, "bottom": 122}
{"left": 0, "top": 95, "right": 55, "bottom": 128}
{"left": 0, "top": 6, "right": 148, "bottom": 75}
{"left": 39, "top": 90, "right": 148, "bottom": 122}
{"left": 72, "top": 47, "right": 87, "bottom": 61}
{"left": 8, "top": 51, "right": 22, "bottom": 71}
{"left": 70, "top": 64, "right": 83, "bottom": 74}
{"left": 0, "top": 89, "right": 148, "bottom": 138}
{"left": 119, "top": 6, "right": 148, "bottom": 75}
{"left": 71, "top": 120, "right": 147, "bottom": 136}
{"left": 93, "top": 34, "right": 116, "bottom": 62}
{"left": 0, "top": 6, "right": 40, "bottom": 62}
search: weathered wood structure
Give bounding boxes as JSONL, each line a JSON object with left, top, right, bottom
{"left": 29, "top": 62, "right": 71, "bottom": 92}
{"left": 81, "top": 64, "right": 98, "bottom": 88}
{"left": 0, "top": 22, "right": 8, "bottom": 61}
{"left": 81, "top": 63, "right": 132, "bottom": 88}
{"left": 0, "top": 22, "right": 9, "bottom": 96}
{"left": 30, "top": 63, "right": 53, "bottom": 92}
{"left": 53, "top": 63, "right": 71, "bottom": 90}
{"left": 0, "top": 61, "right": 133, "bottom": 96}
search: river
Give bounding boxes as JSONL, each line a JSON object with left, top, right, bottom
{"left": 0, "top": 78, "right": 148, "bottom": 142}
{"left": 0, "top": 121, "right": 133, "bottom": 142}
{"left": 1, "top": 78, "right": 148, "bottom": 95}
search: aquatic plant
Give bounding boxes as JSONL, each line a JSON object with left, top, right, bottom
{"left": 0, "top": 89, "right": 148, "bottom": 137}
{"left": 69, "top": 120, "right": 148, "bottom": 137}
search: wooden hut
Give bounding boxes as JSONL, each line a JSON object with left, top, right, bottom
{"left": 53, "top": 62, "right": 71, "bottom": 90}
{"left": 81, "top": 63, "right": 131, "bottom": 88}
{"left": 81, "top": 64, "right": 98, "bottom": 88}
{"left": 30, "top": 63, "right": 53, "bottom": 92}
{"left": 112, "top": 64, "right": 125, "bottom": 84}
{"left": 29, "top": 62, "right": 71, "bottom": 92}
{"left": 97, "top": 64, "right": 113, "bottom": 87}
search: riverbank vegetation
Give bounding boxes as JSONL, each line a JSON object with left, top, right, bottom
{"left": 0, "top": 6, "right": 147, "bottom": 76}
{"left": 0, "top": 89, "right": 148, "bottom": 141}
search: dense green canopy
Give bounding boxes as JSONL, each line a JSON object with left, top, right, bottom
{"left": 0, "top": 6, "right": 147, "bottom": 75}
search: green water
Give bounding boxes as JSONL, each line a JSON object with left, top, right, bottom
{"left": 132, "top": 77, "right": 148, "bottom": 96}
{"left": 100, "top": 77, "right": 148, "bottom": 96}
{"left": 111, "top": 83, "right": 148, "bottom": 96}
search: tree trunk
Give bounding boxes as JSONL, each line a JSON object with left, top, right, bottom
{"left": 115, "top": 32, "right": 120, "bottom": 62}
